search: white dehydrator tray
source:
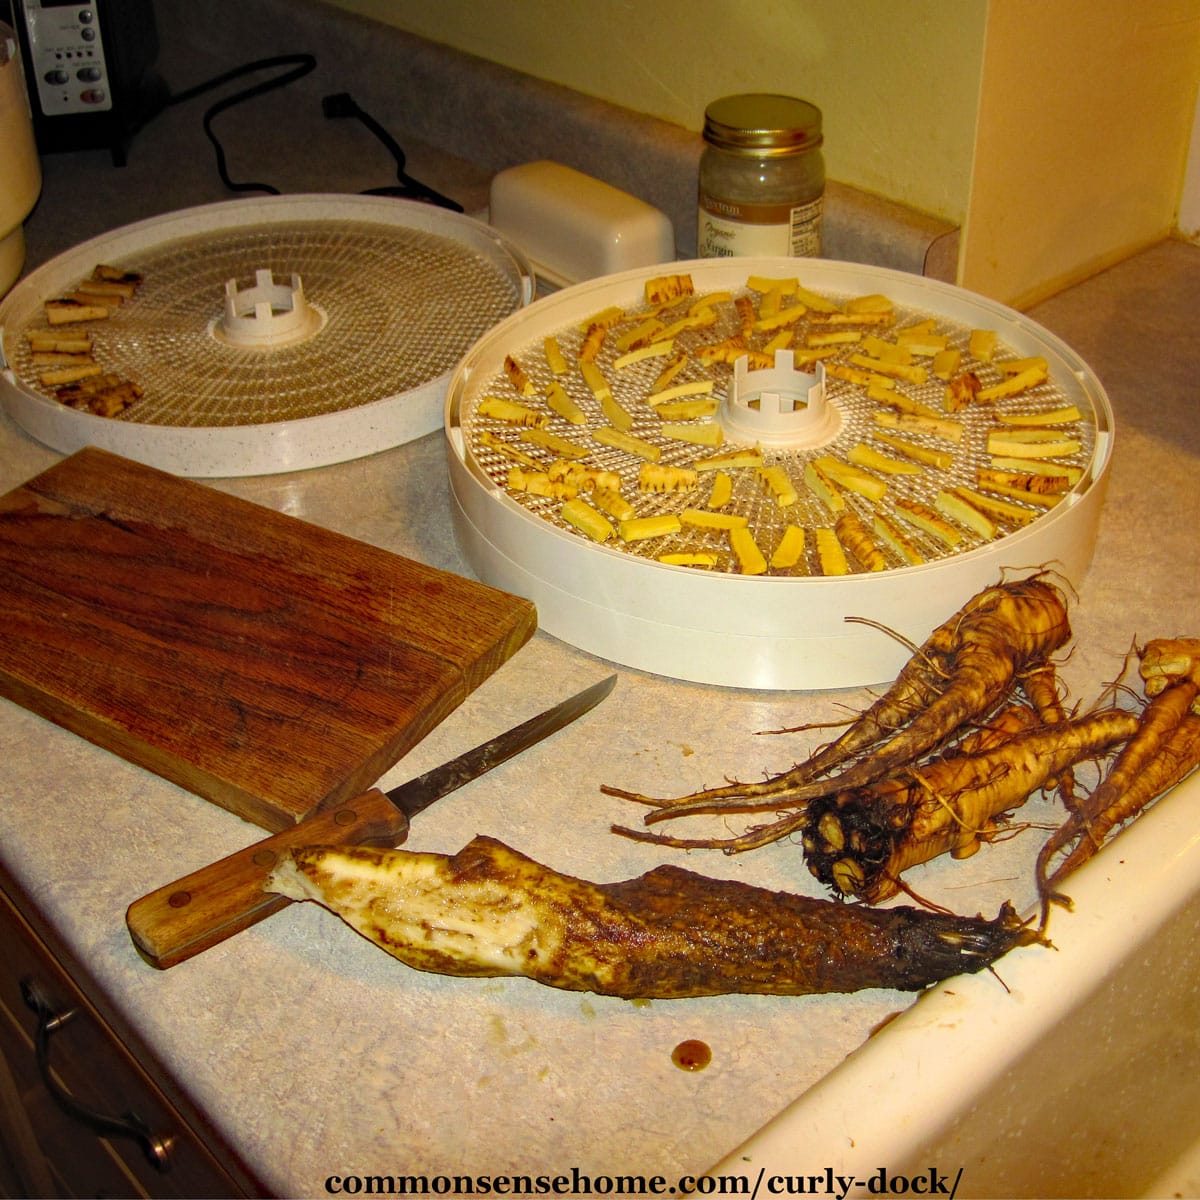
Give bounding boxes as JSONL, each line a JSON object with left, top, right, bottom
{"left": 446, "top": 256, "right": 1114, "bottom": 690}
{"left": 0, "top": 194, "right": 533, "bottom": 477}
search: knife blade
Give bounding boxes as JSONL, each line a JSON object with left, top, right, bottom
{"left": 125, "top": 674, "right": 617, "bottom": 970}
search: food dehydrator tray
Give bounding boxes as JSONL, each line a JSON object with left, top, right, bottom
{"left": 446, "top": 257, "right": 1113, "bottom": 689}
{"left": 0, "top": 194, "right": 533, "bottom": 477}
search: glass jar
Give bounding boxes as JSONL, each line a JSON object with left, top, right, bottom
{"left": 697, "top": 93, "right": 825, "bottom": 259}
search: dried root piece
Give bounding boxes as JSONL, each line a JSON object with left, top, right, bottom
{"left": 644, "top": 273, "right": 694, "bottom": 306}
{"left": 39, "top": 362, "right": 103, "bottom": 387}
{"left": 268, "top": 835, "right": 1038, "bottom": 998}
{"left": 770, "top": 525, "right": 805, "bottom": 569}
{"left": 28, "top": 330, "right": 94, "bottom": 355}
{"left": 835, "top": 510, "right": 887, "bottom": 572}
{"left": 559, "top": 498, "right": 614, "bottom": 542}
{"left": 545, "top": 381, "right": 586, "bottom": 425}
{"left": 56, "top": 373, "right": 144, "bottom": 417}
{"left": 619, "top": 514, "right": 681, "bottom": 543}
{"left": 577, "top": 323, "right": 607, "bottom": 363}
{"left": 944, "top": 371, "right": 983, "bottom": 412}
{"left": 729, "top": 526, "right": 767, "bottom": 575}
{"left": 44, "top": 297, "right": 111, "bottom": 325}
{"left": 477, "top": 396, "right": 548, "bottom": 428}
{"left": 638, "top": 462, "right": 697, "bottom": 493}
{"left": 592, "top": 426, "right": 660, "bottom": 461}
{"left": 91, "top": 263, "right": 143, "bottom": 291}
{"left": 507, "top": 469, "right": 577, "bottom": 499}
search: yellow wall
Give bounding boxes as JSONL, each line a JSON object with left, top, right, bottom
{"left": 321, "top": 0, "right": 1199, "bottom": 305}
{"left": 961, "top": 0, "right": 1200, "bottom": 306}
{"left": 321, "top": 0, "right": 988, "bottom": 225}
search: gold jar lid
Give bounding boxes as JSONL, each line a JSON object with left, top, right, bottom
{"left": 702, "top": 93, "right": 823, "bottom": 156}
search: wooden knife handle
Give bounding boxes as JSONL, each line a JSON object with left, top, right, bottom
{"left": 125, "top": 788, "right": 409, "bottom": 970}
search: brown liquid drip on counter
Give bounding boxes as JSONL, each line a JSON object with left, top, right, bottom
{"left": 671, "top": 1039, "right": 712, "bottom": 1071}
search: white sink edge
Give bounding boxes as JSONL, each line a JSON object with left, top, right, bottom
{"left": 708, "top": 768, "right": 1200, "bottom": 1192}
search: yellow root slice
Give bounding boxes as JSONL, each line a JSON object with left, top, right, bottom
{"left": 593, "top": 426, "right": 660, "bottom": 461}
{"left": 770, "top": 525, "right": 806, "bottom": 569}
{"left": 638, "top": 463, "right": 697, "bottom": 493}
{"left": 559, "top": 498, "right": 614, "bottom": 542}
{"left": 815, "top": 527, "right": 849, "bottom": 575}
{"left": 729, "top": 526, "right": 768, "bottom": 575}
{"left": 478, "top": 396, "right": 548, "bottom": 427}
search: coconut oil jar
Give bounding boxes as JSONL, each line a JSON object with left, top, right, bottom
{"left": 698, "top": 93, "right": 825, "bottom": 259}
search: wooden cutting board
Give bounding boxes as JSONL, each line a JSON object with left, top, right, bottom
{"left": 0, "top": 447, "right": 537, "bottom": 831}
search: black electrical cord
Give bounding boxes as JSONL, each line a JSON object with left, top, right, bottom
{"left": 162, "top": 54, "right": 318, "bottom": 195}
{"left": 157, "top": 55, "right": 462, "bottom": 210}
{"left": 321, "top": 92, "right": 463, "bottom": 212}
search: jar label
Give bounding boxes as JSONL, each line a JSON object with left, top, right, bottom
{"left": 698, "top": 195, "right": 823, "bottom": 258}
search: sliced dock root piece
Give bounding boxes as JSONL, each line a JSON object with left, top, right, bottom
{"left": 545, "top": 381, "right": 586, "bottom": 425}
{"left": 267, "top": 836, "right": 1038, "bottom": 998}
{"left": 638, "top": 462, "right": 697, "bottom": 493}
{"left": 501, "top": 352, "right": 535, "bottom": 396}
{"left": 659, "top": 552, "right": 719, "bottom": 568}
{"left": 836, "top": 510, "right": 887, "bottom": 571}
{"left": 507, "top": 468, "right": 577, "bottom": 499}
{"left": 815, "top": 527, "right": 848, "bottom": 575}
{"left": 560, "top": 497, "right": 614, "bottom": 542}
{"left": 91, "top": 263, "right": 143, "bottom": 291}
{"left": 44, "top": 297, "right": 111, "bottom": 325}
{"left": 644, "top": 273, "right": 695, "bottom": 306}
{"left": 56, "top": 373, "right": 143, "bottom": 417}
{"left": 770, "top": 524, "right": 806, "bottom": 569}
{"left": 729, "top": 525, "right": 768, "bottom": 575}
{"left": 757, "top": 464, "right": 798, "bottom": 507}
{"left": 28, "top": 330, "right": 94, "bottom": 354}
{"left": 39, "top": 362, "right": 103, "bottom": 387}
{"left": 987, "top": 428, "right": 1081, "bottom": 458}
{"left": 593, "top": 426, "right": 660, "bottom": 461}
{"left": 478, "top": 396, "right": 548, "bottom": 427}
{"left": 619, "top": 514, "right": 681, "bottom": 543}
{"left": 873, "top": 512, "right": 925, "bottom": 565}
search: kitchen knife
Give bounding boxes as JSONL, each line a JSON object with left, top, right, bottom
{"left": 126, "top": 674, "right": 617, "bottom": 970}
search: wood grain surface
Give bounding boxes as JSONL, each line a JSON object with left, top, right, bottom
{"left": 0, "top": 448, "right": 536, "bottom": 830}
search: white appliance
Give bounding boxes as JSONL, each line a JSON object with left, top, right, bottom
{"left": 0, "top": 21, "right": 41, "bottom": 296}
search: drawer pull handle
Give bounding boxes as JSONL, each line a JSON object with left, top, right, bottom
{"left": 20, "top": 977, "right": 175, "bottom": 1173}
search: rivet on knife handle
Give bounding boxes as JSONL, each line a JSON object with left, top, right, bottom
{"left": 126, "top": 789, "right": 408, "bottom": 971}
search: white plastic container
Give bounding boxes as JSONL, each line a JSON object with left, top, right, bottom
{"left": 0, "top": 26, "right": 42, "bottom": 296}
{"left": 489, "top": 161, "right": 675, "bottom": 289}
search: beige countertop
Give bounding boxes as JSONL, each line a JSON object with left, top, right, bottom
{"left": 2, "top": 18, "right": 1199, "bottom": 1194}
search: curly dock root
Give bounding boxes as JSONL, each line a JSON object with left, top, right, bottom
{"left": 605, "top": 574, "right": 1073, "bottom": 850}
{"left": 804, "top": 707, "right": 1139, "bottom": 904}
{"left": 269, "top": 835, "right": 1042, "bottom": 998}
{"left": 1036, "top": 638, "right": 1200, "bottom": 920}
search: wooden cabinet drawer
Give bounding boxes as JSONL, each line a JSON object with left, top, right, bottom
{"left": 0, "top": 881, "right": 263, "bottom": 1198}
{"left": 0, "top": 1005, "right": 150, "bottom": 1198}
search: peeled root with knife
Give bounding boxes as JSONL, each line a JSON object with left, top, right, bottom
{"left": 266, "top": 837, "right": 1033, "bottom": 999}
{"left": 127, "top": 667, "right": 1033, "bottom": 995}
{"left": 126, "top": 674, "right": 619, "bottom": 970}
